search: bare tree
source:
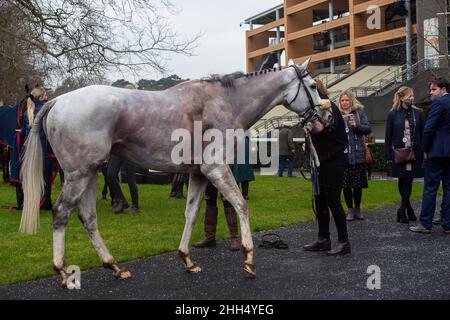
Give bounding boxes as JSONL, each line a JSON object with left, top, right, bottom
{"left": 0, "top": 2, "right": 46, "bottom": 103}
{"left": 0, "top": 0, "right": 199, "bottom": 80}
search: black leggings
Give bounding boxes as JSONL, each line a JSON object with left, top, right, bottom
{"left": 315, "top": 158, "right": 349, "bottom": 243}
{"left": 343, "top": 188, "right": 362, "bottom": 209}
{"left": 398, "top": 177, "right": 414, "bottom": 209}
{"left": 205, "top": 183, "right": 232, "bottom": 208}
{"left": 107, "top": 156, "right": 139, "bottom": 207}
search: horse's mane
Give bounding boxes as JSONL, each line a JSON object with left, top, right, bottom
{"left": 202, "top": 67, "right": 283, "bottom": 89}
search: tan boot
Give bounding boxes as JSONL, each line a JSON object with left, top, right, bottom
{"left": 224, "top": 207, "right": 241, "bottom": 251}
{"left": 194, "top": 206, "right": 218, "bottom": 248}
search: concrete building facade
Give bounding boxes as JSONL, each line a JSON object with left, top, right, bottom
{"left": 244, "top": 0, "right": 449, "bottom": 75}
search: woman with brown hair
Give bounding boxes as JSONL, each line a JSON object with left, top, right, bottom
{"left": 385, "top": 86, "right": 424, "bottom": 223}
{"left": 338, "top": 91, "right": 372, "bottom": 221}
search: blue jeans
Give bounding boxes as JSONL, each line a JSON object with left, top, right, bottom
{"left": 278, "top": 155, "right": 295, "bottom": 177}
{"left": 420, "top": 157, "right": 450, "bottom": 230}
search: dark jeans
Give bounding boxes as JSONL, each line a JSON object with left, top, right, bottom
{"left": 420, "top": 157, "right": 450, "bottom": 230}
{"left": 278, "top": 155, "right": 295, "bottom": 177}
{"left": 107, "top": 156, "right": 139, "bottom": 208}
{"left": 315, "top": 156, "right": 349, "bottom": 243}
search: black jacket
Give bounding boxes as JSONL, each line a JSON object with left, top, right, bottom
{"left": 311, "top": 102, "right": 349, "bottom": 165}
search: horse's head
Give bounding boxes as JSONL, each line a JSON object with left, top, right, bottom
{"left": 283, "top": 58, "right": 333, "bottom": 134}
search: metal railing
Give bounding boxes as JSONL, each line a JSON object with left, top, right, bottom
{"left": 328, "top": 57, "right": 449, "bottom": 101}
{"left": 250, "top": 115, "right": 300, "bottom": 137}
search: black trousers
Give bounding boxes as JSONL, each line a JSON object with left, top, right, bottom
{"left": 315, "top": 156, "right": 349, "bottom": 243}
{"left": 398, "top": 177, "right": 414, "bottom": 209}
{"left": 107, "top": 156, "right": 139, "bottom": 207}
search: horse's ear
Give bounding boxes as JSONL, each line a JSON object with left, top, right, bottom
{"left": 288, "top": 59, "right": 295, "bottom": 67}
{"left": 301, "top": 57, "right": 312, "bottom": 71}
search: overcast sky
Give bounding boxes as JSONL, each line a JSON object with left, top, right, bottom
{"left": 124, "top": 0, "right": 282, "bottom": 82}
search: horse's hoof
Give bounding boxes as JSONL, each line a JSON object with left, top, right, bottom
{"left": 243, "top": 263, "right": 256, "bottom": 277}
{"left": 186, "top": 264, "right": 202, "bottom": 273}
{"left": 114, "top": 267, "right": 132, "bottom": 279}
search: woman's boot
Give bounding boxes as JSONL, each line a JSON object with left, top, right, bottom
{"left": 397, "top": 207, "right": 408, "bottom": 223}
{"left": 327, "top": 241, "right": 351, "bottom": 256}
{"left": 194, "top": 206, "right": 218, "bottom": 248}
{"left": 406, "top": 205, "right": 417, "bottom": 222}
{"left": 346, "top": 208, "right": 355, "bottom": 221}
{"left": 354, "top": 207, "right": 364, "bottom": 220}
{"left": 224, "top": 207, "right": 240, "bottom": 251}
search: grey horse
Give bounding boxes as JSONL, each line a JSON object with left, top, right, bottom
{"left": 20, "top": 59, "right": 332, "bottom": 287}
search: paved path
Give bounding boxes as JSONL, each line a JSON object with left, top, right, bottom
{"left": 0, "top": 201, "right": 449, "bottom": 300}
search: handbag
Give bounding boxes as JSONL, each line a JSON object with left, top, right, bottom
{"left": 392, "top": 109, "right": 417, "bottom": 165}
{"left": 364, "top": 144, "right": 374, "bottom": 165}
{"left": 393, "top": 146, "right": 416, "bottom": 164}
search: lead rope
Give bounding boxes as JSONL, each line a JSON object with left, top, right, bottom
{"left": 303, "top": 126, "right": 321, "bottom": 218}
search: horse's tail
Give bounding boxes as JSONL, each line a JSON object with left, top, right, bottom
{"left": 20, "top": 100, "right": 57, "bottom": 235}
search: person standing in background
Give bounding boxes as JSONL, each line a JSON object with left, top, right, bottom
{"left": 385, "top": 87, "right": 424, "bottom": 224}
{"left": 338, "top": 91, "right": 372, "bottom": 221}
{"left": 278, "top": 125, "right": 296, "bottom": 177}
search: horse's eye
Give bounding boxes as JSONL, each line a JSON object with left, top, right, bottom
{"left": 311, "top": 84, "right": 317, "bottom": 90}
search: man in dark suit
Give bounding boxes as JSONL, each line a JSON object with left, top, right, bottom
{"left": 410, "top": 78, "right": 450, "bottom": 233}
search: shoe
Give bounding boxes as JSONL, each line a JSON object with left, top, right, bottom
{"left": 397, "top": 207, "right": 408, "bottom": 224}
{"left": 193, "top": 206, "right": 218, "bottom": 248}
{"left": 433, "top": 213, "right": 442, "bottom": 225}
{"left": 327, "top": 241, "right": 351, "bottom": 256}
{"left": 303, "top": 239, "right": 331, "bottom": 252}
{"left": 354, "top": 207, "right": 365, "bottom": 221}
{"left": 406, "top": 205, "right": 417, "bottom": 222}
{"left": 346, "top": 208, "right": 355, "bottom": 222}
{"left": 131, "top": 206, "right": 140, "bottom": 214}
{"left": 113, "top": 199, "right": 130, "bottom": 214}
{"left": 409, "top": 224, "right": 432, "bottom": 234}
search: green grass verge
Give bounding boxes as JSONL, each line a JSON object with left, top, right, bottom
{"left": 0, "top": 176, "right": 425, "bottom": 285}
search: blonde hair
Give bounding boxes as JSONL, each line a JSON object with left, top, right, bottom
{"left": 27, "top": 87, "right": 45, "bottom": 126}
{"left": 392, "top": 86, "right": 414, "bottom": 111}
{"left": 315, "top": 79, "right": 329, "bottom": 96}
{"left": 338, "top": 90, "right": 363, "bottom": 112}
{"left": 124, "top": 84, "right": 135, "bottom": 89}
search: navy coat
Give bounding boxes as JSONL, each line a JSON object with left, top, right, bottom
{"left": 385, "top": 107, "right": 425, "bottom": 178}
{"left": 232, "top": 136, "right": 255, "bottom": 183}
{"left": 343, "top": 108, "right": 372, "bottom": 165}
{"left": 423, "top": 94, "right": 450, "bottom": 159}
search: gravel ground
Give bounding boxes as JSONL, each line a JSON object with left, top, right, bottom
{"left": 0, "top": 200, "right": 449, "bottom": 300}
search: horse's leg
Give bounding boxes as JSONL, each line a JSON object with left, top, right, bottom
{"left": 201, "top": 164, "right": 255, "bottom": 276}
{"left": 77, "top": 171, "right": 131, "bottom": 279}
{"left": 178, "top": 173, "right": 208, "bottom": 273}
{"left": 52, "top": 169, "right": 93, "bottom": 288}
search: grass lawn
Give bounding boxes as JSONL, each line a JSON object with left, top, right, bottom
{"left": 0, "top": 175, "right": 425, "bottom": 286}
